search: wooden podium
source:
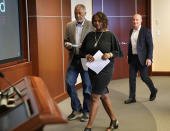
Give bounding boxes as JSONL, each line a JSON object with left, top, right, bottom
{"left": 0, "top": 76, "right": 67, "bottom": 131}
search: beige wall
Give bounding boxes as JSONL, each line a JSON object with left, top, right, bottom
{"left": 152, "top": 0, "right": 170, "bottom": 71}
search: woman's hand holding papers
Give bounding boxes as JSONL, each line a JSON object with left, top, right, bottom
{"left": 102, "top": 53, "right": 111, "bottom": 60}
{"left": 86, "top": 54, "right": 95, "bottom": 62}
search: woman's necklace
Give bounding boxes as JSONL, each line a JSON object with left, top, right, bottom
{"left": 94, "top": 32, "right": 104, "bottom": 47}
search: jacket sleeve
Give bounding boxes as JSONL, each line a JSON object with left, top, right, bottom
{"left": 146, "top": 29, "right": 153, "bottom": 60}
{"left": 111, "top": 34, "right": 124, "bottom": 58}
{"left": 64, "top": 23, "right": 73, "bottom": 51}
{"left": 79, "top": 33, "right": 90, "bottom": 58}
{"left": 128, "top": 29, "right": 133, "bottom": 56}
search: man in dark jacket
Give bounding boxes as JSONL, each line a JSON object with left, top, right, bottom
{"left": 124, "top": 14, "right": 158, "bottom": 104}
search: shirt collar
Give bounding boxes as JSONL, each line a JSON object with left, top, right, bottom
{"left": 76, "top": 19, "right": 85, "bottom": 27}
{"left": 133, "top": 25, "right": 141, "bottom": 31}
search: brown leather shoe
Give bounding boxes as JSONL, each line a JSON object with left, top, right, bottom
{"left": 124, "top": 98, "right": 136, "bottom": 104}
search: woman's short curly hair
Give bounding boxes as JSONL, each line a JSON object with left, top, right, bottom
{"left": 92, "top": 11, "right": 109, "bottom": 29}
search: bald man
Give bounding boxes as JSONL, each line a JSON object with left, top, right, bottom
{"left": 124, "top": 14, "right": 158, "bottom": 104}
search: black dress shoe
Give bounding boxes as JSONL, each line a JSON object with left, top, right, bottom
{"left": 150, "top": 88, "right": 158, "bottom": 101}
{"left": 84, "top": 128, "right": 91, "bottom": 131}
{"left": 124, "top": 98, "right": 136, "bottom": 104}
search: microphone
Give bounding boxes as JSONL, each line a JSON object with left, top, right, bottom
{"left": 0, "top": 72, "right": 5, "bottom": 95}
{"left": 0, "top": 72, "right": 31, "bottom": 115}
{"left": 0, "top": 72, "right": 17, "bottom": 110}
{"left": 0, "top": 93, "right": 15, "bottom": 110}
{"left": 0, "top": 72, "right": 23, "bottom": 98}
{"left": 0, "top": 72, "right": 4, "bottom": 78}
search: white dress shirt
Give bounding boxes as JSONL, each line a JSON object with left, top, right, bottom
{"left": 131, "top": 25, "right": 141, "bottom": 54}
{"left": 75, "top": 20, "right": 85, "bottom": 54}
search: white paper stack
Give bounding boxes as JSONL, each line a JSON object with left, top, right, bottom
{"left": 86, "top": 50, "right": 110, "bottom": 74}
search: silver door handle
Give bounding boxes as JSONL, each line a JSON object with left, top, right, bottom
{"left": 121, "top": 42, "right": 128, "bottom": 45}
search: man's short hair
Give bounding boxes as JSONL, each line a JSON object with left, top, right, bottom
{"left": 75, "top": 4, "right": 86, "bottom": 11}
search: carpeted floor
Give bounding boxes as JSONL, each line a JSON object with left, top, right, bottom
{"left": 44, "top": 76, "right": 170, "bottom": 131}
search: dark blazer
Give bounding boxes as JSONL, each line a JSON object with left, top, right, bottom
{"left": 128, "top": 26, "right": 153, "bottom": 66}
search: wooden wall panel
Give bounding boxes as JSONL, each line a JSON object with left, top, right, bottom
{"left": 93, "top": 0, "right": 102, "bottom": 14}
{"left": 108, "top": 17, "right": 132, "bottom": 41}
{"left": 62, "top": 0, "right": 71, "bottom": 16}
{"left": 137, "top": 0, "right": 147, "bottom": 15}
{"left": 28, "top": 18, "right": 39, "bottom": 75}
{"left": 36, "top": 17, "right": 64, "bottom": 97}
{"left": 108, "top": 17, "right": 132, "bottom": 79}
{"left": 28, "top": 0, "right": 71, "bottom": 101}
{"left": 137, "top": 0, "right": 150, "bottom": 28}
{"left": 27, "top": 0, "right": 36, "bottom": 16}
{"left": 36, "top": 0, "right": 61, "bottom": 16}
{"left": 142, "top": 17, "right": 147, "bottom": 27}
{"left": 0, "top": 62, "right": 32, "bottom": 90}
{"left": 104, "top": 0, "right": 135, "bottom": 16}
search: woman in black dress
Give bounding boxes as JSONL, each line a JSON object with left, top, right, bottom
{"left": 81, "top": 12, "right": 123, "bottom": 131}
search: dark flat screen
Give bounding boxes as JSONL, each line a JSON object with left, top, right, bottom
{"left": 0, "top": 0, "right": 23, "bottom": 64}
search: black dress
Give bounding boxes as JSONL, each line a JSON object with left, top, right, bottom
{"left": 80, "top": 31, "right": 123, "bottom": 94}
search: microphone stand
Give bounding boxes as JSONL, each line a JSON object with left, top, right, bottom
{"left": 3, "top": 77, "right": 23, "bottom": 98}
{"left": 0, "top": 72, "right": 31, "bottom": 117}
{"left": 0, "top": 72, "right": 23, "bottom": 111}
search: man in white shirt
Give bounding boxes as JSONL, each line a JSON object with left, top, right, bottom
{"left": 124, "top": 14, "right": 158, "bottom": 104}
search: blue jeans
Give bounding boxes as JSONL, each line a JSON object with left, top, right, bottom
{"left": 66, "top": 57, "right": 92, "bottom": 114}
